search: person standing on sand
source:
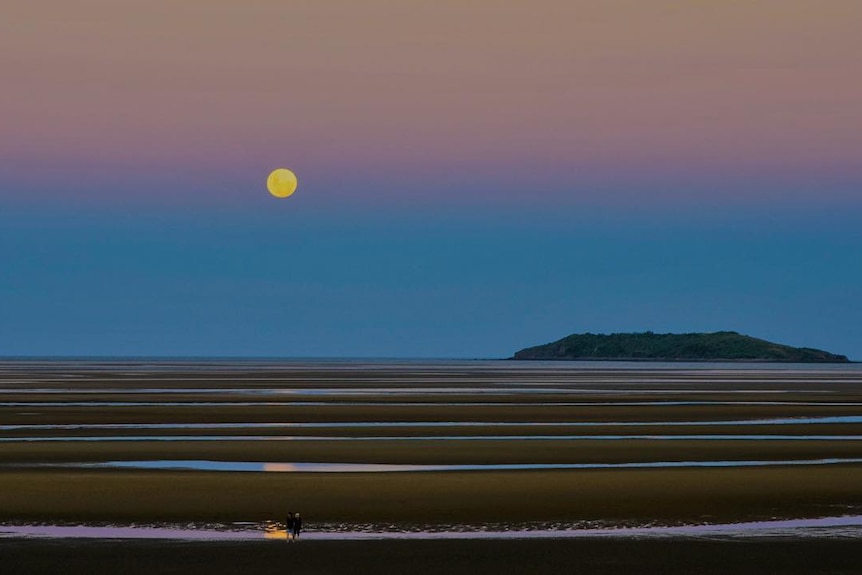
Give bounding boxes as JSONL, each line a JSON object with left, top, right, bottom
{"left": 285, "top": 512, "right": 295, "bottom": 542}
{"left": 292, "top": 512, "right": 302, "bottom": 541}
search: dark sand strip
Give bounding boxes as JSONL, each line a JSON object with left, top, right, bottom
{"left": 2, "top": 466, "right": 861, "bottom": 524}
{"left": 2, "top": 538, "right": 861, "bottom": 575}
{"left": 4, "top": 403, "right": 862, "bottom": 426}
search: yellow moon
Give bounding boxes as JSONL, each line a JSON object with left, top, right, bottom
{"left": 267, "top": 168, "right": 298, "bottom": 198}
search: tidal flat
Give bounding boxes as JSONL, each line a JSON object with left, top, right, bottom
{"left": 2, "top": 360, "right": 862, "bottom": 572}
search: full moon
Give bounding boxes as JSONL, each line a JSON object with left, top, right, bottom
{"left": 266, "top": 168, "right": 298, "bottom": 198}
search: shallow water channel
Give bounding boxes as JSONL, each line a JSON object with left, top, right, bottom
{"left": 19, "top": 457, "right": 862, "bottom": 473}
{"left": 3, "top": 516, "right": 862, "bottom": 541}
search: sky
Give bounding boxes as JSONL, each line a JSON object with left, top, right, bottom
{"left": 2, "top": 1, "right": 861, "bottom": 359}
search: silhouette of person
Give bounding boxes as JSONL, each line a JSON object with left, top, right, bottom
{"left": 286, "top": 512, "right": 295, "bottom": 542}
{"left": 292, "top": 512, "right": 302, "bottom": 541}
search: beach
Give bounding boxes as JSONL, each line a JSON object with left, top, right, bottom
{"left": 2, "top": 360, "right": 861, "bottom": 571}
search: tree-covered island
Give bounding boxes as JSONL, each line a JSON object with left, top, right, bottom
{"left": 512, "top": 331, "right": 849, "bottom": 362}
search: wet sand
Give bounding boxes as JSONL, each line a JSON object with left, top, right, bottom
{"left": 2, "top": 465, "right": 862, "bottom": 524}
{"left": 2, "top": 361, "right": 862, "bottom": 525}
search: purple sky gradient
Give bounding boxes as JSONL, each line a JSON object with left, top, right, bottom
{"left": 3, "top": 1, "right": 862, "bottom": 210}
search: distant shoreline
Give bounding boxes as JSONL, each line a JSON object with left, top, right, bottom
{"left": 0, "top": 356, "right": 858, "bottom": 364}
{"left": 511, "top": 357, "right": 859, "bottom": 364}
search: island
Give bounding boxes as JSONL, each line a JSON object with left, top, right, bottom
{"left": 512, "top": 331, "right": 849, "bottom": 362}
